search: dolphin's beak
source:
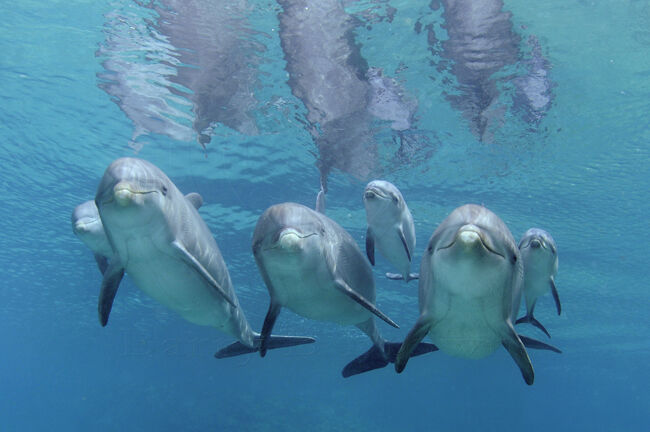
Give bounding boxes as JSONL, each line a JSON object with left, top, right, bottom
{"left": 265, "top": 228, "right": 317, "bottom": 251}
{"left": 114, "top": 182, "right": 136, "bottom": 206}
{"left": 439, "top": 225, "right": 505, "bottom": 258}
{"left": 364, "top": 187, "right": 388, "bottom": 200}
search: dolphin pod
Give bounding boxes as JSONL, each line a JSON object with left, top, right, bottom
{"left": 73, "top": 158, "right": 563, "bottom": 383}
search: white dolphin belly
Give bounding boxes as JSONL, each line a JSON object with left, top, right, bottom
{"left": 122, "top": 239, "right": 233, "bottom": 329}
{"left": 263, "top": 253, "right": 370, "bottom": 325}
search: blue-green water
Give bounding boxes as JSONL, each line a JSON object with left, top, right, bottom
{"left": 1, "top": 0, "right": 648, "bottom": 430}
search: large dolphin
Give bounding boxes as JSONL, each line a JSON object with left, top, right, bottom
{"left": 277, "top": 0, "right": 418, "bottom": 211}
{"left": 515, "top": 228, "right": 560, "bottom": 337}
{"left": 363, "top": 180, "right": 418, "bottom": 282}
{"left": 395, "top": 204, "right": 558, "bottom": 385}
{"left": 252, "top": 202, "right": 436, "bottom": 377}
{"left": 417, "top": 0, "right": 553, "bottom": 141}
{"left": 94, "top": 157, "right": 313, "bottom": 356}
{"left": 97, "top": 0, "right": 261, "bottom": 147}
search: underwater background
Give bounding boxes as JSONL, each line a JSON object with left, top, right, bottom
{"left": 0, "top": 0, "right": 648, "bottom": 430}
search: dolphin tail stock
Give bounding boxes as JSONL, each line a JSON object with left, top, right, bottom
{"left": 342, "top": 341, "right": 438, "bottom": 378}
{"left": 515, "top": 313, "right": 551, "bottom": 338}
{"left": 315, "top": 177, "right": 327, "bottom": 214}
{"left": 214, "top": 333, "right": 315, "bottom": 359}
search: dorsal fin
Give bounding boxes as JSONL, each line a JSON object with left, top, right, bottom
{"left": 185, "top": 192, "right": 203, "bottom": 209}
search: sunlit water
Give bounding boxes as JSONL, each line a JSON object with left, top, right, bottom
{"left": 0, "top": 0, "right": 648, "bottom": 430}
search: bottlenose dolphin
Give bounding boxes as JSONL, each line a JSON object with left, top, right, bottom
{"left": 98, "top": 0, "right": 261, "bottom": 147}
{"left": 417, "top": 0, "right": 553, "bottom": 141}
{"left": 395, "top": 204, "right": 558, "bottom": 385}
{"left": 72, "top": 194, "right": 204, "bottom": 274}
{"left": 363, "top": 180, "right": 418, "bottom": 282}
{"left": 515, "top": 228, "right": 560, "bottom": 337}
{"left": 71, "top": 200, "right": 114, "bottom": 275}
{"left": 252, "top": 202, "right": 436, "bottom": 377}
{"left": 94, "top": 157, "right": 313, "bottom": 356}
{"left": 277, "top": 0, "right": 418, "bottom": 211}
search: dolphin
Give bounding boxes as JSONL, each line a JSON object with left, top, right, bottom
{"left": 251, "top": 202, "right": 436, "bottom": 377}
{"left": 71, "top": 200, "right": 114, "bottom": 275}
{"left": 277, "top": 0, "right": 418, "bottom": 212}
{"left": 515, "top": 228, "right": 560, "bottom": 337}
{"left": 395, "top": 204, "right": 559, "bottom": 385}
{"left": 94, "top": 157, "right": 314, "bottom": 356}
{"left": 417, "top": 0, "right": 553, "bottom": 141}
{"left": 363, "top": 180, "right": 418, "bottom": 282}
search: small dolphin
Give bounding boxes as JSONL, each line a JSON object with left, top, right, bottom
{"left": 71, "top": 200, "right": 114, "bottom": 274}
{"left": 515, "top": 228, "right": 560, "bottom": 338}
{"left": 94, "top": 157, "right": 313, "bottom": 356}
{"left": 363, "top": 180, "right": 418, "bottom": 282}
{"left": 252, "top": 202, "right": 436, "bottom": 377}
{"left": 395, "top": 204, "right": 558, "bottom": 385}
{"left": 72, "top": 193, "right": 204, "bottom": 274}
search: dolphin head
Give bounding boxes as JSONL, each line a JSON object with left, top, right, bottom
{"left": 71, "top": 200, "right": 102, "bottom": 237}
{"left": 363, "top": 180, "right": 405, "bottom": 219}
{"left": 71, "top": 200, "right": 112, "bottom": 256}
{"left": 252, "top": 203, "right": 325, "bottom": 259}
{"left": 518, "top": 228, "right": 558, "bottom": 273}
{"left": 95, "top": 157, "right": 173, "bottom": 231}
{"left": 425, "top": 205, "right": 520, "bottom": 298}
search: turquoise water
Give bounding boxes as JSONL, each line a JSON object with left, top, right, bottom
{"left": 1, "top": 0, "right": 648, "bottom": 430}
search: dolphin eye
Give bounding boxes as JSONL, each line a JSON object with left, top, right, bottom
{"left": 427, "top": 245, "right": 433, "bottom": 254}
{"left": 392, "top": 195, "right": 399, "bottom": 204}
{"left": 161, "top": 185, "right": 168, "bottom": 196}
{"left": 511, "top": 254, "right": 518, "bottom": 264}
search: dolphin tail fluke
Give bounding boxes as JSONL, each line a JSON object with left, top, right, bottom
{"left": 316, "top": 187, "right": 326, "bottom": 213}
{"left": 519, "top": 335, "right": 562, "bottom": 354}
{"left": 385, "top": 272, "right": 420, "bottom": 282}
{"left": 214, "top": 335, "right": 315, "bottom": 359}
{"left": 515, "top": 314, "right": 551, "bottom": 338}
{"left": 342, "top": 342, "right": 438, "bottom": 378}
{"left": 407, "top": 273, "right": 419, "bottom": 282}
{"left": 214, "top": 341, "right": 258, "bottom": 358}
{"left": 260, "top": 335, "right": 315, "bottom": 351}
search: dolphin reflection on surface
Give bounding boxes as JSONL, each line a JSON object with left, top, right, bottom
{"left": 417, "top": 0, "right": 554, "bottom": 141}
{"left": 97, "top": 0, "right": 262, "bottom": 148}
{"left": 277, "top": 0, "right": 421, "bottom": 211}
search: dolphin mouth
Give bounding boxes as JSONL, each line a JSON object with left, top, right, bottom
{"left": 101, "top": 184, "right": 157, "bottom": 206}
{"left": 437, "top": 227, "right": 505, "bottom": 258}
{"left": 263, "top": 229, "right": 319, "bottom": 251}
{"left": 73, "top": 218, "right": 98, "bottom": 233}
{"left": 364, "top": 187, "right": 389, "bottom": 200}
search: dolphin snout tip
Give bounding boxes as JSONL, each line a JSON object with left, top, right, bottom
{"left": 457, "top": 230, "right": 481, "bottom": 245}
{"left": 114, "top": 182, "right": 135, "bottom": 206}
